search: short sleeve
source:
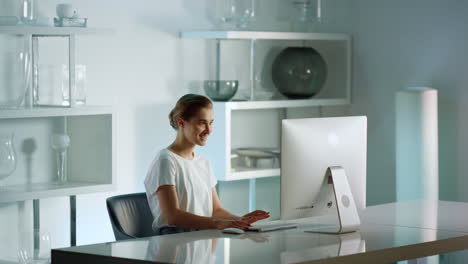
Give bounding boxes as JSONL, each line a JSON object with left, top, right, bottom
{"left": 144, "top": 158, "right": 177, "bottom": 194}
{"left": 208, "top": 161, "right": 218, "bottom": 188}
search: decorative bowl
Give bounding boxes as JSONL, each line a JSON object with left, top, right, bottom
{"left": 204, "top": 80, "right": 238, "bottom": 101}
{"left": 272, "top": 47, "right": 327, "bottom": 99}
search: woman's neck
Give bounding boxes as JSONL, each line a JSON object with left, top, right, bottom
{"left": 169, "top": 135, "right": 195, "bottom": 160}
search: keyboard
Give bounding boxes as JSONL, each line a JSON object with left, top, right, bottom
{"left": 247, "top": 222, "right": 298, "bottom": 232}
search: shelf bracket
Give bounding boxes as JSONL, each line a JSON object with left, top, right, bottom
{"left": 216, "top": 39, "right": 221, "bottom": 82}
{"left": 249, "top": 39, "right": 256, "bottom": 101}
{"left": 33, "top": 199, "right": 40, "bottom": 253}
{"left": 70, "top": 195, "right": 76, "bottom": 246}
{"left": 248, "top": 178, "right": 256, "bottom": 212}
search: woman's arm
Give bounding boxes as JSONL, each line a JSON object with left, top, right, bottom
{"left": 211, "top": 188, "right": 271, "bottom": 224}
{"left": 156, "top": 185, "right": 250, "bottom": 230}
{"left": 211, "top": 188, "right": 242, "bottom": 220}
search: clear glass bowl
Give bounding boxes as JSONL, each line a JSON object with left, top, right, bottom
{"left": 204, "top": 80, "right": 239, "bottom": 101}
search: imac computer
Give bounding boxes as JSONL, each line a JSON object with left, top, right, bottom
{"left": 281, "top": 116, "right": 367, "bottom": 233}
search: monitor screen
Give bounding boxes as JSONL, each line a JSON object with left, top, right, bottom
{"left": 280, "top": 116, "right": 367, "bottom": 221}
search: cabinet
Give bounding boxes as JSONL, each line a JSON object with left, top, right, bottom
{"left": 0, "top": 25, "right": 114, "bottom": 247}
{"left": 180, "top": 31, "right": 351, "bottom": 211}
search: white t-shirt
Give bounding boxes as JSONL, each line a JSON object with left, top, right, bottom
{"left": 144, "top": 148, "right": 218, "bottom": 230}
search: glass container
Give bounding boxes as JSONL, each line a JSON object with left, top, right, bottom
{"left": 18, "top": 229, "right": 51, "bottom": 264}
{"left": 50, "top": 133, "right": 70, "bottom": 185}
{"left": 0, "top": 49, "right": 31, "bottom": 109}
{"left": 290, "top": 0, "right": 323, "bottom": 32}
{"left": 20, "top": 0, "right": 36, "bottom": 25}
{"left": 32, "top": 36, "right": 70, "bottom": 107}
{"left": 204, "top": 80, "right": 238, "bottom": 101}
{"left": 61, "top": 64, "right": 87, "bottom": 106}
{"left": 219, "top": 0, "right": 256, "bottom": 29}
{"left": 0, "top": 133, "right": 17, "bottom": 185}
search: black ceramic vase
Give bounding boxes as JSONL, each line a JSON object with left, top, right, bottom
{"left": 271, "top": 47, "right": 327, "bottom": 99}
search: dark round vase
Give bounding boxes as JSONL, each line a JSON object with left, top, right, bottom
{"left": 271, "top": 47, "right": 327, "bottom": 99}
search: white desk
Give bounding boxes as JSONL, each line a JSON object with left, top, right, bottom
{"left": 52, "top": 200, "right": 468, "bottom": 264}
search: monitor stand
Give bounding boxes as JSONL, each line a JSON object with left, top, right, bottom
{"left": 305, "top": 166, "right": 361, "bottom": 234}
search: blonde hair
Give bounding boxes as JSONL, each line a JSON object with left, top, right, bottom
{"left": 169, "top": 94, "right": 213, "bottom": 130}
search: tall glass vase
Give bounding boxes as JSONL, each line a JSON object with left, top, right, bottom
{"left": 51, "top": 133, "right": 70, "bottom": 185}
{"left": 20, "top": 0, "right": 36, "bottom": 25}
{"left": 0, "top": 49, "right": 31, "bottom": 109}
{"left": 0, "top": 133, "right": 17, "bottom": 188}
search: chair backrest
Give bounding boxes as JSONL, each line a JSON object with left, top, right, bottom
{"left": 106, "top": 192, "right": 157, "bottom": 240}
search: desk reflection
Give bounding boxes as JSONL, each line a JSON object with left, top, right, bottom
{"left": 144, "top": 232, "right": 271, "bottom": 264}
{"left": 280, "top": 232, "right": 365, "bottom": 264}
{"left": 146, "top": 236, "right": 218, "bottom": 264}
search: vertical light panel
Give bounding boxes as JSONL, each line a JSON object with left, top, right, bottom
{"left": 396, "top": 87, "right": 438, "bottom": 201}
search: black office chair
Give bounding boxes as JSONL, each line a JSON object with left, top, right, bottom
{"left": 106, "top": 192, "right": 158, "bottom": 240}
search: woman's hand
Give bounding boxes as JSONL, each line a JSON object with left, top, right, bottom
{"left": 213, "top": 218, "right": 251, "bottom": 230}
{"left": 241, "top": 210, "right": 270, "bottom": 224}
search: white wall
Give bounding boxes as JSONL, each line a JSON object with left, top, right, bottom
{"left": 349, "top": 0, "right": 468, "bottom": 205}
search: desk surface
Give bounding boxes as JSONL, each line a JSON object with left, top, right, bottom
{"left": 52, "top": 200, "right": 468, "bottom": 264}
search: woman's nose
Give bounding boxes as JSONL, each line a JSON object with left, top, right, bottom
{"left": 206, "top": 124, "right": 213, "bottom": 134}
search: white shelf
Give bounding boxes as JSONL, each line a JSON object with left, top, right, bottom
{"left": 0, "top": 105, "right": 112, "bottom": 119}
{"left": 180, "top": 31, "right": 350, "bottom": 41}
{"left": 216, "top": 98, "right": 349, "bottom": 110}
{"left": 0, "top": 25, "right": 113, "bottom": 35}
{"left": 0, "top": 181, "right": 113, "bottom": 203}
{"left": 228, "top": 168, "right": 280, "bottom": 181}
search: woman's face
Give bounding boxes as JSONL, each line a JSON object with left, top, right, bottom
{"left": 179, "top": 107, "right": 214, "bottom": 146}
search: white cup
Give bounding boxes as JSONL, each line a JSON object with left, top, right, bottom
{"left": 56, "top": 3, "right": 74, "bottom": 18}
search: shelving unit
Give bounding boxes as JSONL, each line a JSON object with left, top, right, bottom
{"left": 181, "top": 30, "right": 352, "bottom": 211}
{"left": 180, "top": 31, "right": 349, "bottom": 41}
{"left": 0, "top": 25, "right": 113, "bottom": 35}
{"left": 0, "top": 105, "right": 113, "bottom": 119}
{"left": 0, "top": 105, "right": 114, "bottom": 246}
{"left": 0, "top": 182, "right": 112, "bottom": 204}
{"left": 180, "top": 30, "right": 351, "bottom": 103}
{"left": 0, "top": 25, "right": 114, "bottom": 248}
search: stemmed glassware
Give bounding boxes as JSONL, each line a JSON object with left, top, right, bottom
{"left": 50, "top": 133, "right": 70, "bottom": 185}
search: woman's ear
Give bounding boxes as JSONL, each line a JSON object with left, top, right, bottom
{"left": 176, "top": 117, "right": 185, "bottom": 129}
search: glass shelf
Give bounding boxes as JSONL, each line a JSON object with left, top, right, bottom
{"left": 229, "top": 167, "right": 280, "bottom": 181}
{"left": 180, "top": 31, "right": 350, "bottom": 41}
{"left": 215, "top": 98, "right": 349, "bottom": 110}
{"left": 0, "top": 105, "right": 112, "bottom": 119}
{"left": 0, "top": 181, "right": 113, "bottom": 203}
{"left": 0, "top": 25, "right": 113, "bottom": 35}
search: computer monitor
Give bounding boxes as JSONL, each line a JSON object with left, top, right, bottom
{"left": 281, "top": 116, "right": 367, "bottom": 233}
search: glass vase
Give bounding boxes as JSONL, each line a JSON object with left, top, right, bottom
{"left": 219, "top": 0, "right": 256, "bottom": 29}
{"left": 18, "top": 229, "right": 51, "bottom": 264}
{"left": 0, "top": 50, "right": 31, "bottom": 109}
{"left": 51, "top": 133, "right": 70, "bottom": 185}
{"left": 20, "top": 0, "right": 36, "bottom": 25}
{"left": 0, "top": 133, "right": 17, "bottom": 186}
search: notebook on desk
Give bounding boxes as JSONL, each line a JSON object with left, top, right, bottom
{"left": 247, "top": 222, "right": 298, "bottom": 232}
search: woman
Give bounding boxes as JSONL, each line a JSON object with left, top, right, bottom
{"left": 145, "top": 94, "right": 269, "bottom": 235}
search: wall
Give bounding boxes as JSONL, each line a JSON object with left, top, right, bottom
{"left": 0, "top": 0, "right": 353, "bottom": 261}
{"left": 349, "top": 0, "right": 468, "bottom": 205}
